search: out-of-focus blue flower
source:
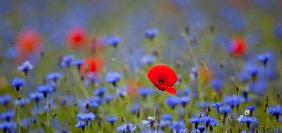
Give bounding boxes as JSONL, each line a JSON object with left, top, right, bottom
{"left": 10, "top": 78, "right": 25, "bottom": 92}
{"left": 274, "top": 24, "right": 282, "bottom": 39}
{"left": 0, "top": 94, "right": 12, "bottom": 106}
{"left": 219, "top": 105, "right": 232, "bottom": 116}
{"left": 138, "top": 88, "right": 154, "bottom": 98}
{"left": 20, "top": 117, "right": 36, "bottom": 128}
{"left": 73, "top": 60, "right": 84, "bottom": 70}
{"left": 238, "top": 64, "right": 261, "bottom": 82}
{"left": 60, "top": 55, "right": 74, "bottom": 68}
{"left": 0, "top": 110, "right": 15, "bottom": 122}
{"left": 197, "top": 126, "right": 206, "bottom": 133}
{"left": 0, "top": 121, "right": 17, "bottom": 132}
{"left": 256, "top": 53, "right": 272, "bottom": 66}
{"left": 212, "top": 102, "right": 223, "bottom": 113}
{"left": 248, "top": 80, "right": 268, "bottom": 96}
{"left": 211, "top": 79, "right": 224, "bottom": 92}
{"left": 94, "top": 87, "right": 107, "bottom": 97}
{"left": 77, "top": 112, "right": 96, "bottom": 122}
{"left": 268, "top": 105, "right": 282, "bottom": 121}
{"left": 106, "top": 116, "right": 118, "bottom": 125}
{"left": 17, "top": 60, "right": 34, "bottom": 75}
{"left": 47, "top": 72, "right": 63, "bottom": 84}
{"left": 141, "top": 54, "right": 156, "bottom": 66}
{"left": 30, "top": 92, "right": 44, "bottom": 103}
{"left": 37, "top": 84, "right": 55, "bottom": 98}
{"left": 106, "top": 36, "right": 122, "bottom": 48}
{"left": 237, "top": 116, "right": 259, "bottom": 128}
{"left": 224, "top": 95, "right": 244, "bottom": 108}
{"left": 118, "top": 88, "right": 128, "bottom": 98}
{"left": 200, "top": 116, "right": 218, "bottom": 127}
{"left": 177, "top": 88, "right": 191, "bottom": 97}
{"left": 75, "top": 121, "right": 86, "bottom": 129}
{"left": 105, "top": 94, "right": 114, "bottom": 104}
{"left": 180, "top": 96, "right": 190, "bottom": 107}
{"left": 246, "top": 106, "right": 256, "bottom": 116}
{"left": 190, "top": 117, "right": 201, "bottom": 128}
{"left": 166, "top": 96, "right": 180, "bottom": 109}
{"left": 117, "top": 123, "right": 136, "bottom": 133}
{"left": 14, "top": 98, "right": 30, "bottom": 107}
{"left": 197, "top": 102, "right": 210, "bottom": 110}
{"left": 131, "top": 103, "right": 141, "bottom": 114}
{"left": 171, "top": 121, "right": 187, "bottom": 133}
{"left": 145, "top": 28, "right": 158, "bottom": 40}
{"left": 105, "top": 72, "right": 122, "bottom": 86}
{"left": 162, "top": 114, "right": 173, "bottom": 122}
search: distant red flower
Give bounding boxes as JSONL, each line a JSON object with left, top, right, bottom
{"left": 231, "top": 38, "right": 247, "bottom": 57}
{"left": 148, "top": 64, "right": 177, "bottom": 95}
{"left": 80, "top": 57, "right": 103, "bottom": 77}
{"left": 16, "top": 30, "right": 42, "bottom": 63}
{"left": 68, "top": 27, "right": 87, "bottom": 49}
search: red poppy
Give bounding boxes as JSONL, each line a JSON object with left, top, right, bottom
{"left": 148, "top": 64, "right": 177, "bottom": 95}
{"left": 16, "top": 30, "right": 42, "bottom": 63}
{"left": 231, "top": 38, "right": 247, "bottom": 57}
{"left": 80, "top": 57, "right": 103, "bottom": 77}
{"left": 68, "top": 27, "right": 87, "bottom": 49}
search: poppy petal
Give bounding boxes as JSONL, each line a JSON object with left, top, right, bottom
{"left": 166, "top": 87, "right": 176, "bottom": 95}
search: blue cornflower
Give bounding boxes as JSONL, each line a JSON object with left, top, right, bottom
{"left": 10, "top": 78, "right": 25, "bottom": 92}
{"left": 237, "top": 116, "right": 259, "bottom": 128}
{"left": 105, "top": 72, "right": 122, "bottom": 86}
{"left": 246, "top": 106, "right": 256, "bottom": 116}
{"left": 17, "top": 60, "right": 34, "bottom": 75}
{"left": 141, "top": 54, "right": 156, "bottom": 66}
{"left": 0, "top": 110, "right": 15, "bottom": 122}
{"left": 171, "top": 121, "right": 187, "bottom": 133}
{"left": 224, "top": 95, "right": 244, "bottom": 108}
{"left": 47, "top": 72, "right": 63, "bottom": 84}
{"left": 75, "top": 121, "right": 86, "bottom": 129}
{"left": 20, "top": 117, "right": 36, "bottom": 128}
{"left": 248, "top": 80, "right": 268, "bottom": 96}
{"left": 219, "top": 105, "right": 232, "bottom": 116}
{"left": 138, "top": 88, "right": 154, "bottom": 98}
{"left": 200, "top": 116, "right": 218, "bottom": 127}
{"left": 105, "top": 94, "right": 114, "bottom": 104}
{"left": 37, "top": 84, "right": 55, "bottom": 98}
{"left": 190, "top": 117, "right": 201, "bottom": 128}
{"left": 60, "top": 55, "right": 74, "bottom": 68}
{"left": 166, "top": 96, "right": 180, "bottom": 109}
{"left": 106, "top": 116, "right": 118, "bottom": 125}
{"left": 14, "top": 98, "right": 30, "bottom": 107}
{"left": 77, "top": 112, "right": 96, "bottom": 123}
{"left": 0, "top": 94, "right": 12, "bottom": 106}
{"left": 211, "top": 79, "right": 224, "bottom": 92}
{"left": 131, "top": 103, "right": 141, "bottom": 115}
{"left": 145, "top": 28, "right": 159, "bottom": 40}
{"left": 180, "top": 96, "right": 191, "bottom": 107}
{"left": 197, "top": 126, "right": 206, "bottom": 133}
{"left": 117, "top": 123, "right": 136, "bottom": 133}
{"left": 29, "top": 92, "right": 44, "bottom": 103}
{"left": 106, "top": 36, "right": 122, "bottom": 48}
{"left": 268, "top": 105, "right": 282, "bottom": 121}
{"left": 94, "top": 87, "right": 107, "bottom": 97}
{"left": 238, "top": 64, "right": 261, "bottom": 82}
{"left": 0, "top": 122, "right": 17, "bottom": 132}
{"left": 212, "top": 102, "right": 223, "bottom": 113}
{"left": 73, "top": 60, "right": 84, "bottom": 70}
{"left": 256, "top": 53, "right": 272, "bottom": 66}
{"left": 118, "top": 88, "right": 128, "bottom": 98}
{"left": 162, "top": 114, "right": 173, "bottom": 122}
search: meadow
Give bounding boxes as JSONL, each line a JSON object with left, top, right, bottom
{"left": 0, "top": 0, "right": 281, "bottom": 133}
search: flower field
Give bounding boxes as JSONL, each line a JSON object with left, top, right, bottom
{"left": 0, "top": 0, "right": 281, "bottom": 133}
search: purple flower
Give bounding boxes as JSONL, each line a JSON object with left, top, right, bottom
{"left": 106, "top": 116, "right": 118, "bottom": 125}
{"left": 166, "top": 96, "right": 180, "bottom": 109}
{"left": 211, "top": 79, "right": 224, "bottom": 92}
{"left": 106, "top": 36, "right": 122, "bottom": 48}
{"left": 145, "top": 28, "right": 158, "bottom": 40}
{"left": 138, "top": 88, "right": 154, "bottom": 98}
{"left": 60, "top": 55, "right": 74, "bottom": 68}
{"left": 47, "top": 72, "right": 63, "bottom": 84}
{"left": 0, "top": 110, "right": 15, "bottom": 122}
{"left": 117, "top": 123, "right": 136, "bottom": 133}
{"left": 0, "top": 95, "right": 12, "bottom": 106}
{"left": 224, "top": 95, "right": 244, "bottom": 108}
{"left": 105, "top": 72, "right": 122, "bottom": 86}
{"left": 141, "top": 54, "right": 156, "bottom": 66}
{"left": 268, "top": 105, "right": 282, "bottom": 121}
{"left": 94, "top": 87, "right": 107, "bottom": 98}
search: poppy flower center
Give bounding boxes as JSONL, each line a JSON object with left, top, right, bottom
{"left": 158, "top": 79, "right": 164, "bottom": 85}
